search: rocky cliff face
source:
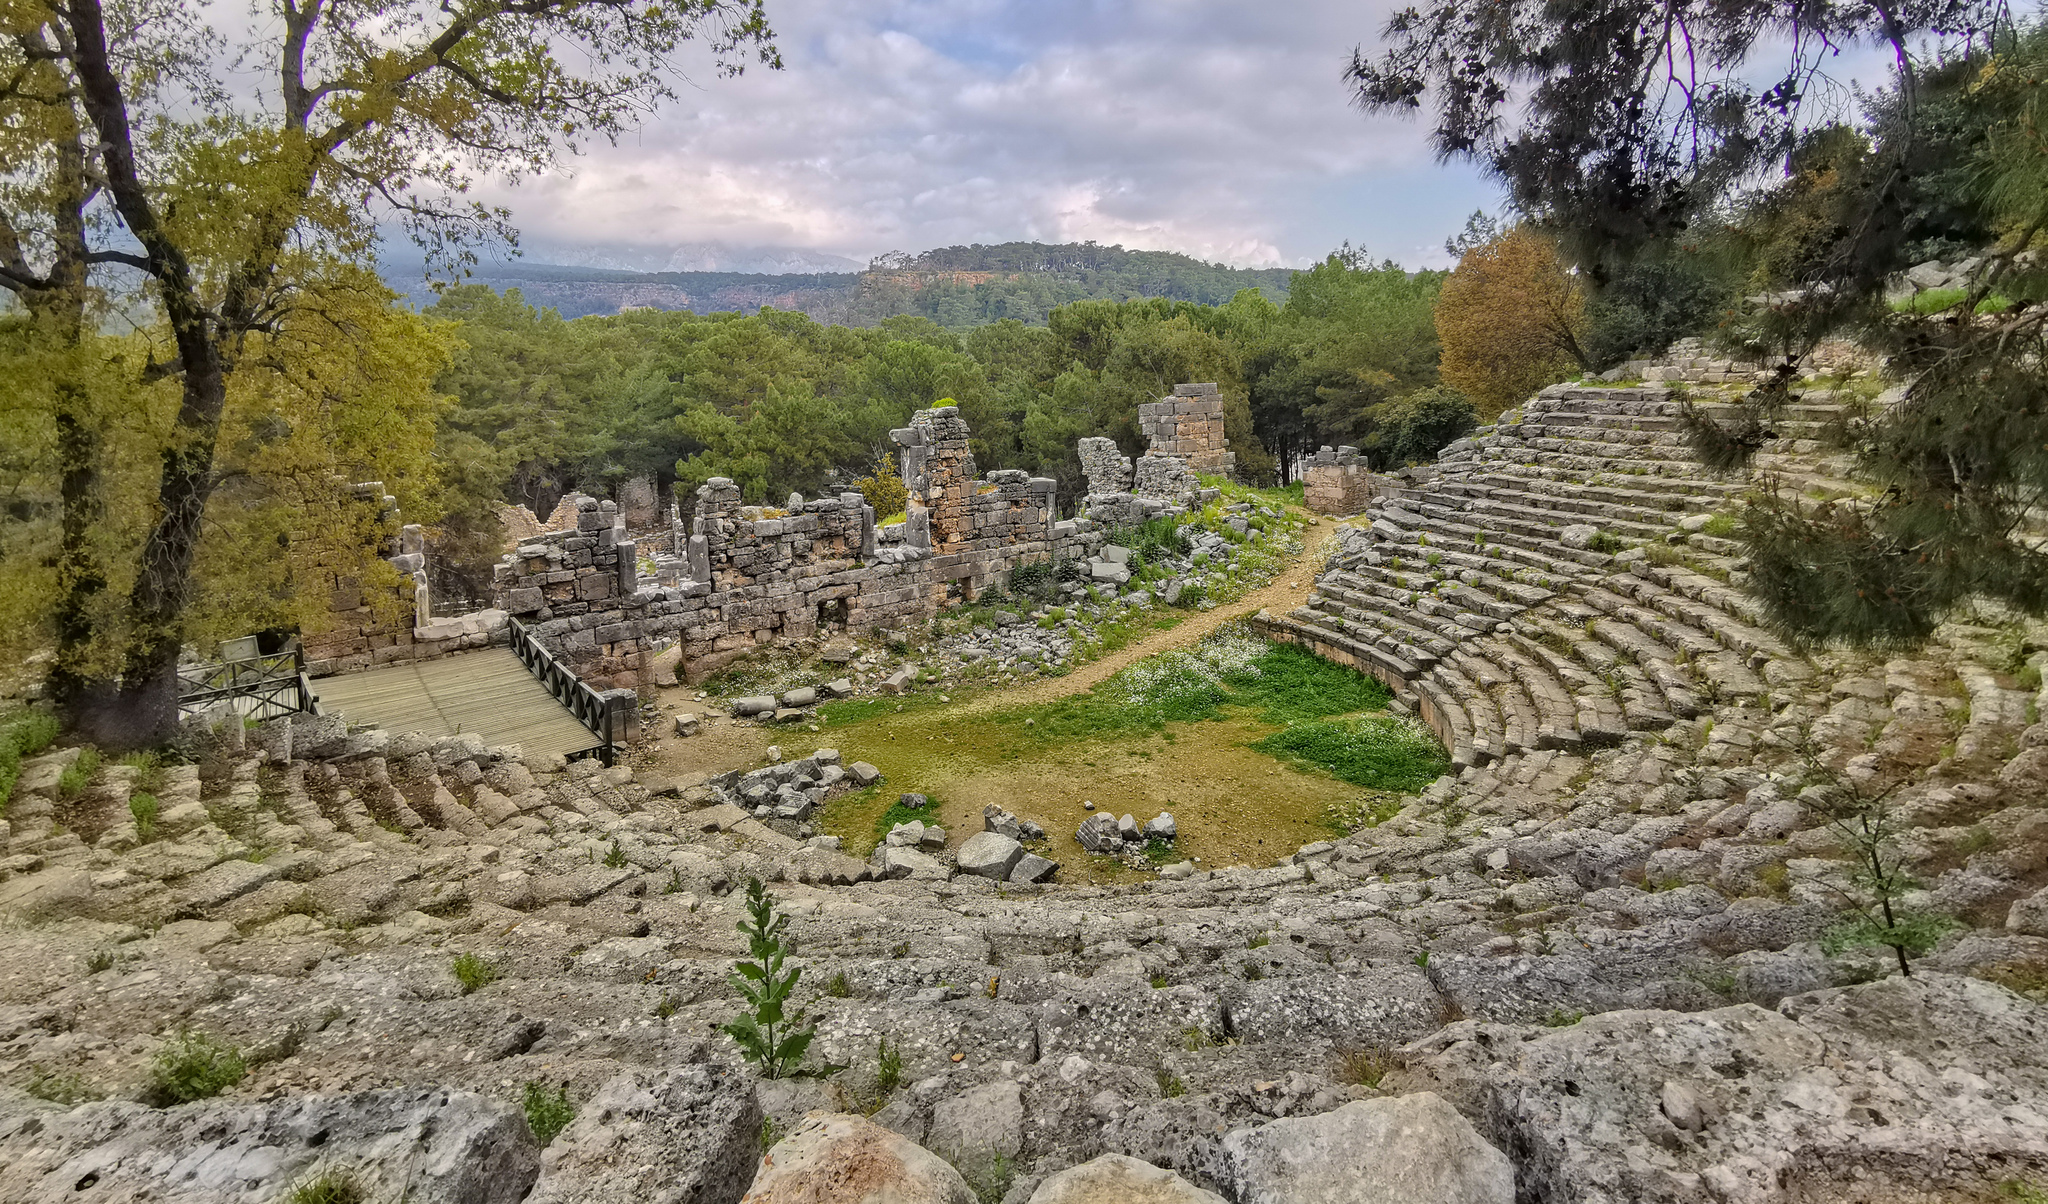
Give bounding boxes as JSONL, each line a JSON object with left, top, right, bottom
{"left": 1, "top": 358, "right": 2044, "bottom": 1203}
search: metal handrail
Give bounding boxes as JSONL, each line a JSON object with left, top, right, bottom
{"left": 176, "top": 648, "right": 315, "bottom": 722}
{"left": 508, "top": 616, "right": 615, "bottom": 760}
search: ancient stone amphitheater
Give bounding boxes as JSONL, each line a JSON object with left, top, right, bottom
{"left": 1, "top": 360, "right": 2044, "bottom": 1204}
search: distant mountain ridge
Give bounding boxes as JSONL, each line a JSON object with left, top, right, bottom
{"left": 383, "top": 240, "right": 1295, "bottom": 326}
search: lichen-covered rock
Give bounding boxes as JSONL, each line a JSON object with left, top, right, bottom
{"left": 742, "top": 1112, "right": 974, "bottom": 1204}
{"left": 1220, "top": 1093, "right": 1511, "bottom": 1204}
{"left": 1408, "top": 972, "right": 2048, "bottom": 1203}
{"left": 0, "top": 1087, "right": 538, "bottom": 1204}
{"left": 1028, "top": 1153, "right": 1224, "bottom": 1203}
{"left": 526, "top": 1063, "right": 761, "bottom": 1204}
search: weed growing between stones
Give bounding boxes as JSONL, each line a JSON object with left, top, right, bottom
{"left": 522, "top": 1080, "right": 575, "bottom": 1145}
{"left": 876, "top": 1037, "right": 903, "bottom": 1092}
{"left": 602, "top": 839, "right": 628, "bottom": 868}
{"left": 129, "top": 793, "right": 159, "bottom": 842}
{"left": 759, "top": 1115, "right": 782, "bottom": 1153}
{"left": 1155, "top": 1068, "right": 1185, "bottom": 1098}
{"left": 56, "top": 747, "right": 99, "bottom": 797}
{"left": 721, "top": 878, "right": 816, "bottom": 1079}
{"left": 284, "top": 1170, "right": 364, "bottom": 1204}
{"left": 23, "top": 1067, "right": 100, "bottom": 1104}
{"left": 825, "top": 970, "right": 852, "bottom": 997}
{"left": 0, "top": 708, "right": 60, "bottom": 811}
{"left": 146, "top": 1030, "right": 246, "bottom": 1104}
{"left": 1252, "top": 713, "right": 1450, "bottom": 792}
{"left": 1335, "top": 1045, "right": 1404, "bottom": 1089}
{"left": 663, "top": 868, "right": 685, "bottom": 893}
{"left": 654, "top": 991, "right": 681, "bottom": 1020}
{"left": 965, "top": 1151, "right": 1014, "bottom": 1204}
{"left": 451, "top": 952, "right": 499, "bottom": 994}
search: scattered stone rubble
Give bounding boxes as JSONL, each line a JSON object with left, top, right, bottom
{"left": 3, "top": 355, "right": 2046, "bottom": 1203}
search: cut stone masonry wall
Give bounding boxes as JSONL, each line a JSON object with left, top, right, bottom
{"left": 1302, "top": 446, "right": 1377, "bottom": 516}
{"left": 302, "top": 482, "right": 508, "bottom": 676}
{"left": 311, "top": 383, "right": 1231, "bottom": 691}
{"left": 1084, "top": 382, "right": 1233, "bottom": 527}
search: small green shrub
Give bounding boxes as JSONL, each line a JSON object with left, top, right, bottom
{"left": 129, "top": 793, "right": 161, "bottom": 842}
{"left": 1586, "top": 532, "right": 1625, "bottom": 554}
{"left": 825, "top": 971, "right": 852, "bottom": 998}
{"left": 285, "top": 1171, "right": 365, "bottom": 1204}
{"left": 1544, "top": 1008, "right": 1585, "bottom": 1027}
{"left": 522, "top": 1080, "right": 576, "bottom": 1145}
{"left": 664, "top": 868, "right": 685, "bottom": 894}
{"left": 1155, "top": 1068, "right": 1184, "bottom": 1098}
{"left": 0, "top": 709, "right": 62, "bottom": 812}
{"left": 602, "top": 839, "right": 628, "bottom": 868}
{"left": 760, "top": 1115, "right": 783, "bottom": 1153}
{"left": 147, "top": 1031, "right": 246, "bottom": 1104}
{"left": 57, "top": 747, "right": 100, "bottom": 798}
{"left": 654, "top": 991, "right": 681, "bottom": 1020}
{"left": 1700, "top": 513, "right": 1737, "bottom": 538}
{"left": 876, "top": 1036, "right": 903, "bottom": 1093}
{"left": 1821, "top": 911, "right": 1959, "bottom": 960}
{"left": 452, "top": 952, "right": 499, "bottom": 995}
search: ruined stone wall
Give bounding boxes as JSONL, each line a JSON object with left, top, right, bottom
{"left": 1084, "top": 382, "right": 1231, "bottom": 526}
{"left": 302, "top": 483, "right": 510, "bottom": 676}
{"left": 1078, "top": 437, "right": 1131, "bottom": 496}
{"left": 482, "top": 406, "right": 1100, "bottom": 686}
{"left": 1301, "top": 446, "right": 1377, "bottom": 516}
{"left": 616, "top": 475, "right": 662, "bottom": 531}
{"left": 1136, "top": 383, "right": 1234, "bottom": 479}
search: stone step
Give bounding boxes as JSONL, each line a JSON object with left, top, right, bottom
{"left": 1441, "top": 479, "right": 1681, "bottom": 530}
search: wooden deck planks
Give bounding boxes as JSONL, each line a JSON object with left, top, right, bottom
{"left": 311, "top": 649, "right": 601, "bottom": 760}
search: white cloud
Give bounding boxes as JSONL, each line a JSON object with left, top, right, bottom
{"left": 478, "top": 0, "right": 1500, "bottom": 269}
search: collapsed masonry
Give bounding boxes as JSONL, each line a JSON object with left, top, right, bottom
{"left": 301, "top": 483, "right": 510, "bottom": 677}
{"left": 301, "top": 384, "right": 1239, "bottom": 692}
{"left": 1301, "top": 445, "right": 1376, "bottom": 516}
{"left": 1079, "top": 382, "right": 1233, "bottom": 527}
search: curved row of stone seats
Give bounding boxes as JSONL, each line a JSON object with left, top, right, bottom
{"left": 1263, "top": 373, "right": 1874, "bottom": 780}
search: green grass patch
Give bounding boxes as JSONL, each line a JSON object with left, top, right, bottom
{"left": 872, "top": 796, "right": 939, "bottom": 845}
{"left": 1891, "top": 287, "right": 2014, "bottom": 315}
{"left": 984, "top": 630, "right": 1393, "bottom": 748}
{"left": 1251, "top": 713, "right": 1451, "bottom": 792}
{"left": 818, "top": 691, "right": 956, "bottom": 725}
{"left": 57, "top": 747, "right": 100, "bottom": 798}
{"left": 0, "top": 709, "right": 61, "bottom": 814}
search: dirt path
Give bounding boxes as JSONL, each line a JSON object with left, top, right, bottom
{"left": 948, "top": 515, "right": 1351, "bottom": 716}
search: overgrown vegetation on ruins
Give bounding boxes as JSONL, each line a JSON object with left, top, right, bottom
{"left": 1353, "top": 0, "right": 2048, "bottom": 644}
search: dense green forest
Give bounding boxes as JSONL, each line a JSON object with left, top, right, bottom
{"left": 421, "top": 247, "right": 1457, "bottom": 598}
{"left": 387, "top": 240, "right": 1299, "bottom": 325}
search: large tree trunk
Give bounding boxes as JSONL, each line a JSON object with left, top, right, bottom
{"left": 91, "top": 367, "right": 228, "bottom": 749}
{"left": 66, "top": 0, "right": 233, "bottom": 749}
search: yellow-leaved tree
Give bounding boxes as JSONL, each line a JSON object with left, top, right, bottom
{"left": 0, "top": 0, "right": 779, "bottom": 746}
{"left": 1434, "top": 226, "right": 1589, "bottom": 419}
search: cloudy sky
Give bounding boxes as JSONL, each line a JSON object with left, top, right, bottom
{"left": 491, "top": 0, "right": 1499, "bottom": 272}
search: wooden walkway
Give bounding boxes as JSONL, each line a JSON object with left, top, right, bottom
{"left": 311, "top": 649, "right": 602, "bottom": 761}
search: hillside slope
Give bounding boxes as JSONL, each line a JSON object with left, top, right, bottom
{"left": 383, "top": 240, "right": 1295, "bottom": 323}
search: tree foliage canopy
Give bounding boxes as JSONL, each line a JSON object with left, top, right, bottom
{"left": 1353, "top": 0, "right": 2048, "bottom": 645}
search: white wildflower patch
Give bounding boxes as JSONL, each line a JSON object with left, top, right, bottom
{"left": 1107, "top": 625, "right": 1269, "bottom": 709}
